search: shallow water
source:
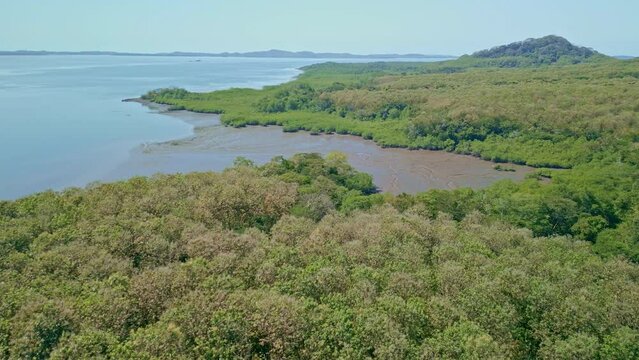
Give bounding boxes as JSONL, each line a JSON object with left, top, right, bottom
{"left": 0, "top": 56, "right": 384, "bottom": 199}
{"left": 106, "top": 105, "right": 533, "bottom": 194}
{"left": 0, "top": 55, "right": 530, "bottom": 199}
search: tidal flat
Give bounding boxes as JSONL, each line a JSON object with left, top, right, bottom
{"left": 108, "top": 101, "right": 534, "bottom": 194}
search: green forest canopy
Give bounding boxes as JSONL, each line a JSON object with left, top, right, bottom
{"left": 471, "top": 35, "right": 601, "bottom": 65}
{"left": 2, "top": 36, "right": 639, "bottom": 358}
{"left": 2, "top": 154, "right": 639, "bottom": 359}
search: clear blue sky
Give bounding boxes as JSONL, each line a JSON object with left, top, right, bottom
{"left": 2, "top": 0, "right": 637, "bottom": 55}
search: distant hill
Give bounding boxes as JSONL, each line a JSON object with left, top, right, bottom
{"left": 468, "top": 35, "right": 608, "bottom": 66}
{"left": 0, "top": 49, "right": 454, "bottom": 59}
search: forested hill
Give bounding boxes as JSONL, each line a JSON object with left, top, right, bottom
{"left": 299, "top": 36, "right": 614, "bottom": 75}
{"left": 469, "top": 35, "right": 605, "bottom": 66}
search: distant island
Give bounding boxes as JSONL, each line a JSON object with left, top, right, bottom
{"left": 0, "top": 49, "right": 455, "bottom": 59}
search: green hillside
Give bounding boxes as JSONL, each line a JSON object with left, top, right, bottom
{"left": 470, "top": 35, "right": 604, "bottom": 66}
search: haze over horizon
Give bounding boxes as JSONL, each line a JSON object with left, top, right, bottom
{"left": 2, "top": 0, "right": 638, "bottom": 56}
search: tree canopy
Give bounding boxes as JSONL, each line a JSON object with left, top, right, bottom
{"left": 2, "top": 154, "right": 639, "bottom": 359}
{"left": 471, "top": 35, "right": 602, "bottom": 65}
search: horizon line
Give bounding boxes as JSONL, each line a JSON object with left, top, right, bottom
{"left": 0, "top": 49, "right": 460, "bottom": 58}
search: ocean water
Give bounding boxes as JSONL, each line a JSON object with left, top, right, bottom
{"left": 0, "top": 55, "right": 530, "bottom": 200}
{"left": 0, "top": 56, "right": 340, "bottom": 199}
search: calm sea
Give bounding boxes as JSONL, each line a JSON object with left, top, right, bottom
{"left": 0, "top": 56, "right": 372, "bottom": 199}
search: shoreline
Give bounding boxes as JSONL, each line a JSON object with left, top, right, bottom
{"left": 130, "top": 96, "right": 547, "bottom": 174}
{"left": 121, "top": 99, "right": 538, "bottom": 194}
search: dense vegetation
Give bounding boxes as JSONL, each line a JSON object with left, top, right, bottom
{"left": 2, "top": 154, "right": 639, "bottom": 359}
{"left": 471, "top": 35, "right": 602, "bottom": 66}
{"left": 142, "top": 37, "right": 639, "bottom": 260}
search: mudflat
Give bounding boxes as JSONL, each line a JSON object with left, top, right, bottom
{"left": 108, "top": 103, "right": 534, "bottom": 194}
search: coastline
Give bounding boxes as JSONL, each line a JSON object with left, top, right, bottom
{"left": 123, "top": 97, "right": 169, "bottom": 111}
{"left": 131, "top": 95, "right": 544, "bottom": 168}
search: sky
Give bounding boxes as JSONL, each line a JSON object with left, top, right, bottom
{"left": 1, "top": 0, "right": 637, "bottom": 56}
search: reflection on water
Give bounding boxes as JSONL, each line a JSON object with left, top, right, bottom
{"left": 107, "top": 104, "right": 534, "bottom": 194}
